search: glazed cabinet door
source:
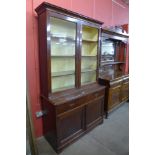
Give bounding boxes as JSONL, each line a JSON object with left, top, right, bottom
{"left": 86, "top": 98, "right": 104, "bottom": 129}
{"left": 121, "top": 82, "right": 129, "bottom": 101}
{"left": 56, "top": 106, "right": 85, "bottom": 146}
{"left": 81, "top": 25, "right": 99, "bottom": 85}
{"left": 109, "top": 85, "right": 121, "bottom": 110}
{"left": 50, "top": 16, "right": 77, "bottom": 93}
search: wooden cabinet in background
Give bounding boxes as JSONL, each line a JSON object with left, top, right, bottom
{"left": 35, "top": 2, "right": 105, "bottom": 153}
{"left": 121, "top": 77, "right": 129, "bottom": 102}
{"left": 109, "top": 85, "right": 121, "bottom": 110}
{"left": 99, "top": 75, "right": 129, "bottom": 118}
{"left": 99, "top": 27, "right": 129, "bottom": 118}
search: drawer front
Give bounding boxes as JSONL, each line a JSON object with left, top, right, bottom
{"left": 110, "top": 80, "right": 122, "bottom": 88}
{"left": 86, "top": 90, "right": 104, "bottom": 102}
{"left": 76, "top": 90, "right": 104, "bottom": 106}
{"left": 56, "top": 90, "right": 105, "bottom": 115}
{"left": 56, "top": 100, "right": 82, "bottom": 115}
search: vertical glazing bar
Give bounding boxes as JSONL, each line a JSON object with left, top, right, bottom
{"left": 75, "top": 23, "right": 82, "bottom": 88}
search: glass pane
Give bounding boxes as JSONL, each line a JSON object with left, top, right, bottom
{"left": 82, "top": 26, "right": 98, "bottom": 41}
{"left": 52, "top": 75, "right": 75, "bottom": 92}
{"left": 81, "top": 57, "right": 97, "bottom": 70}
{"left": 50, "top": 17, "right": 76, "bottom": 92}
{"left": 81, "top": 71, "right": 96, "bottom": 84}
{"left": 82, "top": 42, "right": 97, "bottom": 56}
{"left": 81, "top": 25, "right": 98, "bottom": 85}
{"left": 101, "top": 39, "right": 115, "bottom": 62}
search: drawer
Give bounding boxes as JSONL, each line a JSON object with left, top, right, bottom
{"left": 110, "top": 79, "right": 122, "bottom": 88}
{"left": 78, "top": 90, "right": 104, "bottom": 105}
{"left": 56, "top": 90, "right": 105, "bottom": 115}
{"left": 88, "top": 90, "right": 104, "bottom": 101}
{"left": 56, "top": 100, "right": 83, "bottom": 115}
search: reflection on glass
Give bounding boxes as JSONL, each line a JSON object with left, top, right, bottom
{"left": 82, "top": 26, "right": 98, "bottom": 41}
{"left": 81, "top": 57, "right": 97, "bottom": 70}
{"left": 101, "top": 40, "right": 115, "bottom": 62}
{"left": 81, "top": 25, "right": 98, "bottom": 85}
{"left": 52, "top": 75, "right": 75, "bottom": 92}
{"left": 51, "top": 57, "right": 75, "bottom": 73}
{"left": 81, "top": 71, "right": 96, "bottom": 84}
{"left": 50, "top": 17, "right": 76, "bottom": 92}
{"left": 51, "top": 17, "right": 76, "bottom": 39}
{"left": 82, "top": 42, "right": 97, "bottom": 56}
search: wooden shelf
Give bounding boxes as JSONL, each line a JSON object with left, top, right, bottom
{"left": 51, "top": 55, "right": 75, "bottom": 57}
{"left": 99, "top": 71, "right": 124, "bottom": 81}
{"left": 82, "top": 55, "right": 97, "bottom": 57}
{"left": 50, "top": 34, "right": 75, "bottom": 41}
{"left": 52, "top": 70, "right": 75, "bottom": 77}
{"left": 81, "top": 69, "right": 96, "bottom": 73}
{"left": 82, "top": 39, "right": 98, "bottom": 43}
{"left": 101, "top": 61, "right": 125, "bottom": 66}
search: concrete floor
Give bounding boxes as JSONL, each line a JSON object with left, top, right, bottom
{"left": 37, "top": 102, "right": 129, "bottom": 155}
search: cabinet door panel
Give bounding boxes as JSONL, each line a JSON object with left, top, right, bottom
{"left": 109, "top": 85, "right": 121, "bottom": 109}
{"left": 57, "top": 107, "right": 84, "bottom": 143}
{"left": 121, "top": 82, "right": 129, "bottom": 101}
{"left": 86, "top": 98, "right": 103, "bottom": 128}
{"left": 81, "top": 25, "right": 98, "bottom": 85}
{"left": 50, "top": 17, "right": 77, "bottom": 92}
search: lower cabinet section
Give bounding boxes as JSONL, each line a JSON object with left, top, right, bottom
{"left": 99, "top": 75, "right": 129, "bottom": 118}
{"left": 43, "top": 85, "right": 105, "bottom": 153}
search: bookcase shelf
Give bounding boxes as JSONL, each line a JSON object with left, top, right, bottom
{"left": 52, "top": 70, "right": 75, "bottom": 77}
{"left": 50, "top": 34, "right": 75, "bottom": 42}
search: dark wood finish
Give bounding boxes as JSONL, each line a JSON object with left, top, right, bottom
{"left": 41, "top": 84, "right": 105, "bottom": 152}
{"left": 86, "top": 97, "right": 104, "bottom": 129}
{"left": 102, "top": 29, "right": 129, "bottom": 40}
{"left": 99, "top": 28, "right": 129, "bottom": 118}
{"left": 57, "top": 106, "right": 85, "bottom": 144}
{"left": 38, "top": 11, "right": 49, "bottom": 97}
{"left": 121, "top": 77, "right": 129, "bottom": 102}
{"left": 35, "top": 2, "right": 103, "bottom": 25}
{"left": 99, "top": 75, "right": 129, "bottom": 118}
{"left": 109, "top": 85, "right": 121, "bottom": 109}
{"left": 35, "top": 2, "right": 105, "bottom": 153}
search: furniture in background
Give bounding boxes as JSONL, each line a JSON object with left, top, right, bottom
{"left": 35, "top": 2, "right": 105, "bottom": 153}
{"left": 99, "top": 28, "right": 129, "bottom": 118}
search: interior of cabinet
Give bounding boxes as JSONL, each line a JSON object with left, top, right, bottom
{"left": 50, "top": 17, "right": 76, "bottom": 92}
{"left": 49, "top": 17, "right": 100, "bottom": 92}
{"left": 100, "top": 34, "right": 126, "bottom": 80}
{"left": 81, "top": 25, "right": 98, "bottom": 85}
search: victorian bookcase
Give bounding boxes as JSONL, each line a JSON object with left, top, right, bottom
{"left": 35, "top": 2, "right": 105, "bottom": 152}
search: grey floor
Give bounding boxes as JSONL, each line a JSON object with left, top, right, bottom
{"left": 37, "top": 102, "right": 129, "bottom": 155}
